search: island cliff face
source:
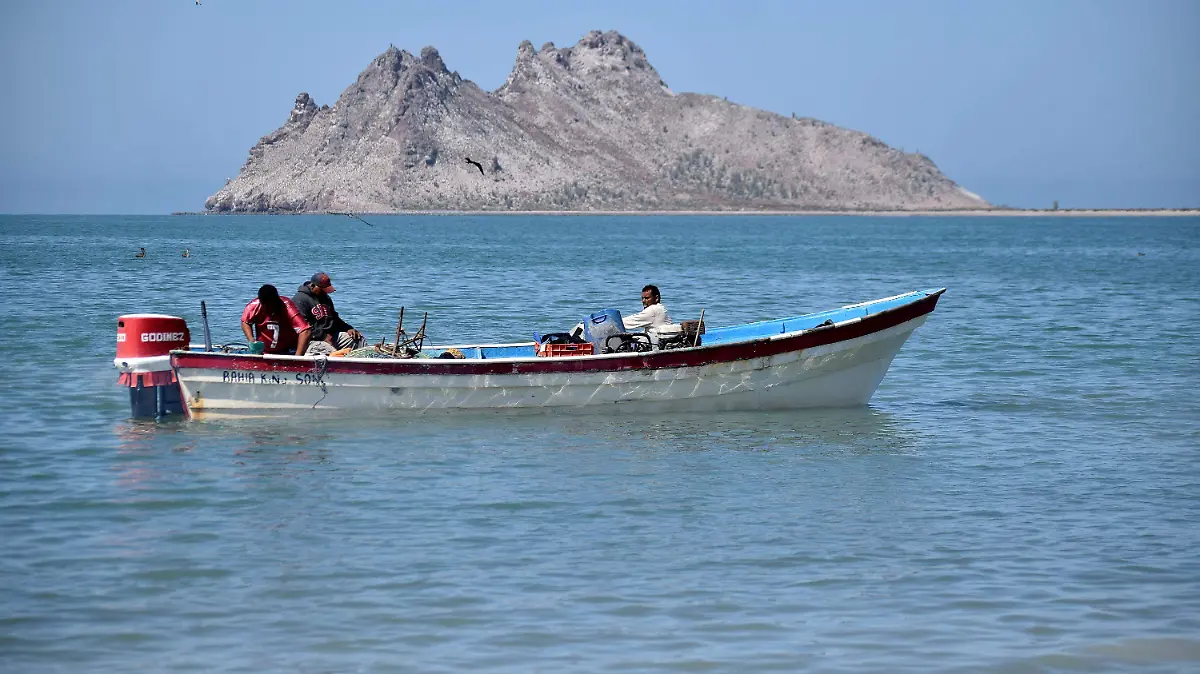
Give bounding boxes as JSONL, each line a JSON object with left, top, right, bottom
{"left": 205, "top": 30, "right": 987, "bottom": 213}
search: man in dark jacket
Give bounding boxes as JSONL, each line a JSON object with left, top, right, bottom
{"left": 292, "top": 272, "right": 365, "bottom": 354}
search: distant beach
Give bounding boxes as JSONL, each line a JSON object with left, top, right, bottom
{"left": 173, "top": 208, "right": 1200, "bottom": 217}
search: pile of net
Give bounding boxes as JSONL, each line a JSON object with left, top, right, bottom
{"left": 328, "top": 342, "right": 469, "bottom": 359}
{"left": 339, "top": 345, "right": 432, "bottom": 359}
{"left": 339, "top": 346, "right": 473, "bottom": 359}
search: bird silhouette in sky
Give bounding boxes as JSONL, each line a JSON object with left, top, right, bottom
{"left": 465, "top": 157, "right": 484, "bottom": 176}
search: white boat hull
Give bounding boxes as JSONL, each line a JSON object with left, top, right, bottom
{"left": 175, "top": 315, "right": 927, "bottom": 420}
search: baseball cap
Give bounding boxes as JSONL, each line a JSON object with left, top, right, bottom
{"left": 310, "top": 272, "right": 336, "bottom": 292}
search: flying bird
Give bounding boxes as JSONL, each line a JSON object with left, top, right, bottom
{"left": 330, "top": 212, "right": 376, "bottom": 227}
{"left": 465, "top": 157, "right": 484, "bottom": 176}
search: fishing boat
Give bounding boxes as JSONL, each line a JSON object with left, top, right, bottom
{"left": 114, "top": 288, "right": 945, "bottom": 420}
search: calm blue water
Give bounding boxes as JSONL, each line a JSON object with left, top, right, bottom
{"left": 1, "top": 214, "right": 1198, "bottom": 673}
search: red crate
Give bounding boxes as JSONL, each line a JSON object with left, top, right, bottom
{"left": 537, "top": 342, "right": 594, "bottom": 358}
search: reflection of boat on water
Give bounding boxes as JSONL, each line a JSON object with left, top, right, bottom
{"left": 626, "top": 406, "right": 920, "bottom": 454}
{"left": 114, "top": 288, "right": 945, "bottom": 421}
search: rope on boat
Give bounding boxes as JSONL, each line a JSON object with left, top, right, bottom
{"left": 311, "top": 356, "right": 328, "bottom": 409}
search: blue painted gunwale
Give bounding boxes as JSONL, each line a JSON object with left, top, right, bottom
{"left": 171, "top": 288, "right": 945, "bottom": 376}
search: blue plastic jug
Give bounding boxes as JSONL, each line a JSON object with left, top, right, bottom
{"left": 583, "top": 309, "right": 625, "bottom": 353}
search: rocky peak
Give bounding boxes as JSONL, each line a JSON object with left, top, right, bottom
{"left": 353, "top": 45, "right": 452, "bottom": 89}
{"left": 243, "top": 91, "right": 321, "bottom": 168}
{"left": 374, "top": 45, "right": 406, "bottom": 72}
{"left": 499, "top": 40, "right": 540, "bottom": 94}
{"left": 288, "top": 92, "right": 319, "bottom": 125}
{"left": 537, "top": 31, "right": 655, "bottom": 76}
{"left": 420, "top": 46, "right": 447, "bottom": 73}
{"left": 336, "top": 44, "right": 465, "bottom": 115}
{"left": 499, "top": 29, "right": 668, "bottom": 96}
{"left": 572, "top": 30, "right": 651, "bottom": 70}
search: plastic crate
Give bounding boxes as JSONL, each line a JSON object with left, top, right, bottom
{"left": 536, "top": 342, "right": 594, "bottom": 358}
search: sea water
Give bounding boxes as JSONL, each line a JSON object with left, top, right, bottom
{"left": 1, "top": 214, "right": 1198, "bottom": 672}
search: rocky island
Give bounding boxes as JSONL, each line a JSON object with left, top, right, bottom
{"left": 205, "top": 30, "right": 989, "bottom": 213}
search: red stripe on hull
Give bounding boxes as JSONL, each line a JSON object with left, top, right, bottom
{"left": 172, "top": 292, "right": 942, "bottom": 377}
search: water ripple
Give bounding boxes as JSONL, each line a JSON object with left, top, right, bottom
{"left": 1, "top": 215, "right": 1198, "bottom": 672}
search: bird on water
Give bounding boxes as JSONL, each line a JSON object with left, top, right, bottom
{"left": 135, "top": 247, "right": 146, "bottom": 258}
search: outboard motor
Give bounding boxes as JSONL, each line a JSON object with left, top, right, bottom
{"left": 605, "top": 333, "right": 653, "bottom": 354}
{"left": 115, "top": 314, "right": 190, "bottom": 419}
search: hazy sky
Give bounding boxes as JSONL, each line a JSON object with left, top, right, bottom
{"left": 1, "top": 0, "right": 1196, "bottom": 213}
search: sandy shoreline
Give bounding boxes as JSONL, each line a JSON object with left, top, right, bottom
{"left": 172, "top": 208, "right": 1200, "bottom": 217}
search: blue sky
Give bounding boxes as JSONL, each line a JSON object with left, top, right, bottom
{"left": 1, "top": 0, "right": 1196, "bottom": 212}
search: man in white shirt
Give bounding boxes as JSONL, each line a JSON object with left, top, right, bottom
{"left": 623, "top": 285, "right": 682, "bottom": 350}
{"left": 623, "top": 285, "right": 672, "bottom": 330}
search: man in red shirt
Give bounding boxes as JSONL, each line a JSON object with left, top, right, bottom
{"left": 241, "top": 284, "right": 312, "bottom": 355}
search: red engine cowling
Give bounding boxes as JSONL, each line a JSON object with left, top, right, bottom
{"left": 117, "top": 314, "right": 190, "bottom": 359}
{"left": 116, "top": 314, "right": 190, "bottom": 419}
